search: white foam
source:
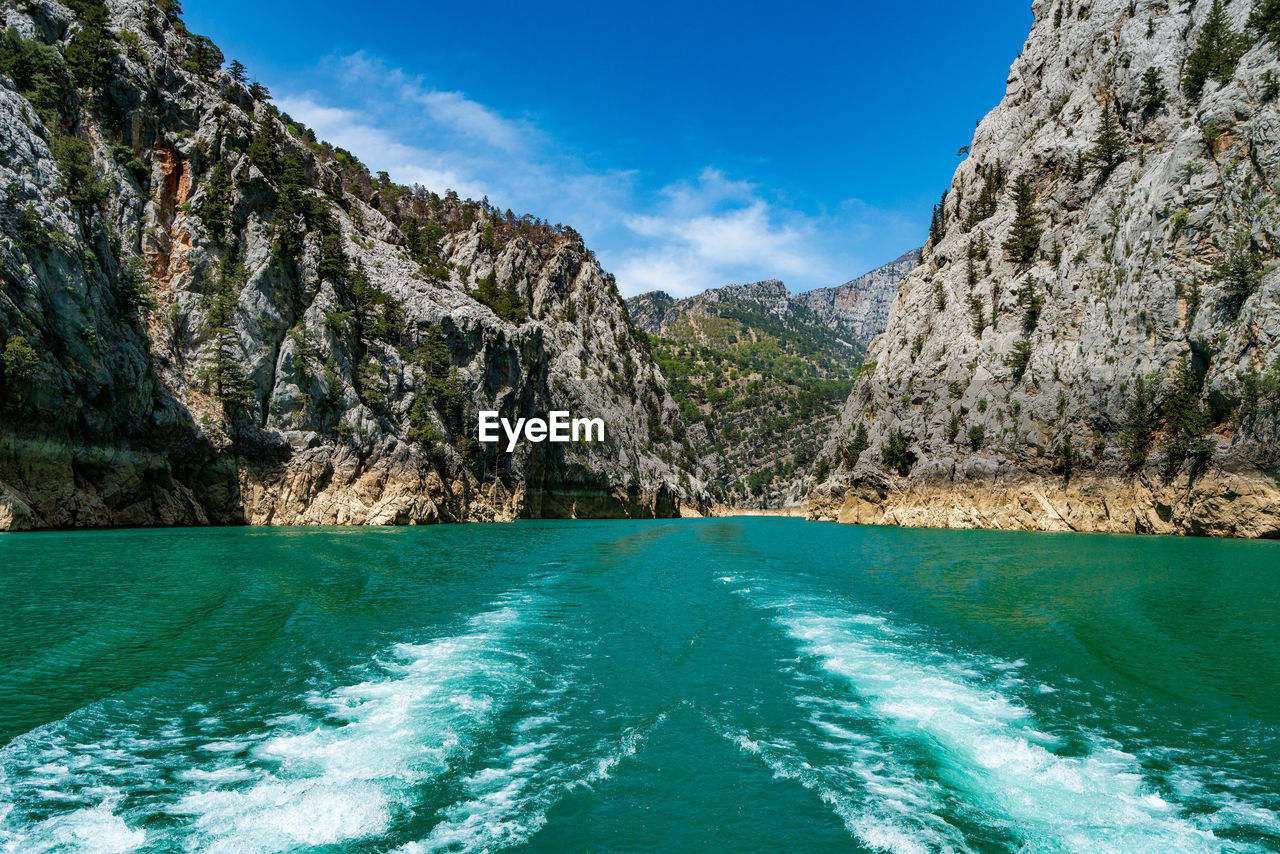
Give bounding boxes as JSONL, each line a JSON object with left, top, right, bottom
{"left": 0, "top": 797, "right": 146, "bottom": 854}
{"left": 403, "top": 710, "right": 665, "bottom": 854}
{"left": 0, "top": 594, "right": 547, "bottom": 853}
{"left": 771, "top": 600, "right": 1266, "bottom": 853}
{"left": 166, "top": 596, "right": 541, "bottom": 851}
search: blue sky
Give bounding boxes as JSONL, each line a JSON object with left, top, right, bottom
{"left": 184, "top": 0, "right": 1032, "bottom": 296}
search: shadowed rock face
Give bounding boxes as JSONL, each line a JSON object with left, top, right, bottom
{"left": 818, "top": 0, "right": 1280, "bottom": 536}
{"left": 0, "top": 0, "right": 702, "bottom": 531}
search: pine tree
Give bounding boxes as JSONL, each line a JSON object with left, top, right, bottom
{"left": 1139, "top": 67, "right": 1167, "bottom": 111}
{"left": 199, "top": 162, "right": 232, "bottom": 244}
{"left": 881, "top": 430, "right": 914, "bottom": 476}
{"left": 63, "top": 0, "right": 113, "bottom": 91}
{"left": 183, "top": 34, "right": 222, "bottom": 78}
{"left": 1161, "top": 358, "right": 1213, "bottom": 474}
{"left": 928, "top": 190, "right": 948, "bottom": 246}
{"left": 1182, "top": 0, "right": 1245, "bottom": 101}
{"left": 1213, "top": 229, "right": 1265, "bottom": 302}
{"left": 1251, "top": 0, "right": 1280, "bottom": 42}
{"left": 200, "top": 260, "right": 253, "bottom": 412}
{"left": 228, "top": 59, "right": 247, "bottom": 84}
{"left": 1090, "top": 101, "right": 1126, "bottom": 173}
{"left": 844, "top": 423, "right": 869, "bottom": 468}
{"left": 1122, "top": 374, "right": 1156, "bottom": 469}
{"left": 247, "top": 80, "right": 271, "bottom": 102}
{"left": 1002, "top": 174, "right": 1042, "bottom": 263}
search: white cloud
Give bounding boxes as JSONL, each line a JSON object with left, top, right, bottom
{"left": 615, "top": 169, "right": 834, "bottom": 296}
{"left": 274, "top": 55, "right": 918, "bottom": 299}
{"left": 337, "top": 53, "right": 532, "bottom": 154}
{"left": 276, "top": 94, "right": 492, "bottom": 199}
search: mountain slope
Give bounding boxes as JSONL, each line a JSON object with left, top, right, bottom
{"left": 814, "top": 0, "right": 1280, "bottom": 537}
{"left": 0, "top": 0, "right": 702, "bottom": 531}
{"left": 627, "top": 255, "right": 916, "bottom": 506}
{"left": 796, "top": 248, "right": 921, "bottom": 348}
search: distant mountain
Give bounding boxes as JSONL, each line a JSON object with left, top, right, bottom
{"left": 796, "top": 249, "right": 921, "bottom": 349}
{"left": 626, "top": 252, "right": 919, "bottom": 507}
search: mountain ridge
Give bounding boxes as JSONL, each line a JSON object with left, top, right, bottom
{"left": 627, "top": 251, "right": 917, "bottom": 506}
{"left": 0, "top": 0, "right": 704, "bottom": 531}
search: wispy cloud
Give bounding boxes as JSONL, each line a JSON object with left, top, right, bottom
{"left": 275, "top": 54, "right": 917, "bottom": 297}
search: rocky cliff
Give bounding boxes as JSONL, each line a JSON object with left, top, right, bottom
{"left": 627, "top": 255, "right": 915, "bottom": 507}
{"left": 0, "top": 0, "right": 702, "bottom": 531}
{"left": 814, "top": 0, "right": 1280, "bottom": 537}
{"left": 796, "top": 248, "right": 921, "bottom": 350}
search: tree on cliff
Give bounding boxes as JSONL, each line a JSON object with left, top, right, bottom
{"left": 1252, "top": 0, "right": 1280, "bottom": 42}
{"left": 1183, "top": 0, "right": 1246, "bottom": 101}
{"left": 928, "top": 190, "right": 948, "bottom": 247}
{"left": 1002, "top": 175, "right": 1042, "bottom": 264}
{"left": 1122, "top": 374, "right": 1157, "bottom": 470}
{"left": 1139, "top": 68, "right": 1167, "bottom": 111}
{"left": 1090, "top": 102, "right": 1126, "bottom": 174}
{"left": 199, "top": 261, "right": 253, "bottom": 413}
{"left": 1161, "top": 358, "right": 1214, "bottom": 475}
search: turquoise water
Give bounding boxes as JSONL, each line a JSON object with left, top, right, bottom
{"left": 1, "top": 518, "right": 1278, "bottom": 852}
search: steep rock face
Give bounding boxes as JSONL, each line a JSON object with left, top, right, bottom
{"left": 816, "top": 0, "right": 1280, "bottom": 536}
{"left": 796, "top": 248, "right": 921, "bottom": 349}
{"left": 626, "top": 255, "right": 916, "bottom": 507}
{"left": 0, "top": 0, "right": 702, "bottom": 531}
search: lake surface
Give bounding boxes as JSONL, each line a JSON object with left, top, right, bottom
{"left": 1, "top": 518, "right": 1278, "bottom": 853}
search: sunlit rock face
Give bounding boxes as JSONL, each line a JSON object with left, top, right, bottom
{"left": 818, "top": 0, "right": 1280, "bottom": 536}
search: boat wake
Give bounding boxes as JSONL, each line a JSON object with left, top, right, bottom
{"left": 715, "top": 576, "right": 1280, "bottom": 853}
{"left": 0, "top": 590, "right": 637, "bottom": 853}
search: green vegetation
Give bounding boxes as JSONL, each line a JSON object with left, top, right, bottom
{"left": 1252, "top": 0, "right": 1280, "bottom": 42}
{"left": 198, "top": 260, "right": 253, "bottom": 412}
{"left": 199, "top": 162, "right": 232, "bottom": 244}
{"left": 1139, "top": 67, "right": 1167, "bottom": 111}
{"left": 643, "top": 292, "right": 861, "bottom": 500}
{"left": 1003, "top": 174, "right": 1042, "bottom": 263}
{"left": 1161, "top": 358, "right": 1213, "bottom": 475}
{"left": 473, "top": 273, "right": 528, "bottom": 323}
{"left": 964, "top": 160, "right": 1006, "bottom": 230}
{"left": 882, "top": 430, "right": 915, "bottom": 476}
{"left": 0, "top": 29, "right": 72, "bottom": 127}
{"left": 2, "top": 336, "right": 39, "bottom": 385}
{"left": 843, "top": 423, "right": 870, "bottom": 469}
{"left": 63, "top": 0, "right": 114, "bottom": 91}
{"left": 1182, "top": 0, "right": 1246, "bottom": 101}
{"left": 1090, "top": 102, "right": 1126, "bottom": 174}
{"left": 928, "top": 190, "right": 948, "bottom": 247}
{"left": 182, "top": 34, "right": 222, "bottom": 78}
{"left": 52, "top": 134, "right": 108, "bottom": 212}
{"left": 967, "top": 425, "right": 985, "bottom": 450}
{"left": 1122, "top": 373, "right": 1157, "bottom": 469}
{"left": 967, "top": 293, "right": 987, "bottom": 337}
{"left": 1237, "top": 358, "right": 1280, "bottom": 426}
{"left": 404, "top": 327, "right": 466, "bottom": 432}
{"left": 1212, "top": 229, "right": 1266, "bottom": 304}
{"left": 1006, "top": 340, "right": 1032, "bottom": 377}
{"left": 1016, "top": 278, "right": 1043, "bottom": 329}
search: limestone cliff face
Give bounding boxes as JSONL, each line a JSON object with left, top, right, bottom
{"left": 796, "top": 249, "right": 921, "bottom": 350}
{"left": 816, "top": 0, "right": 1280, "bottom": 537}
{"left": 0, "top": 0, "right": 702, "bottom": 531}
